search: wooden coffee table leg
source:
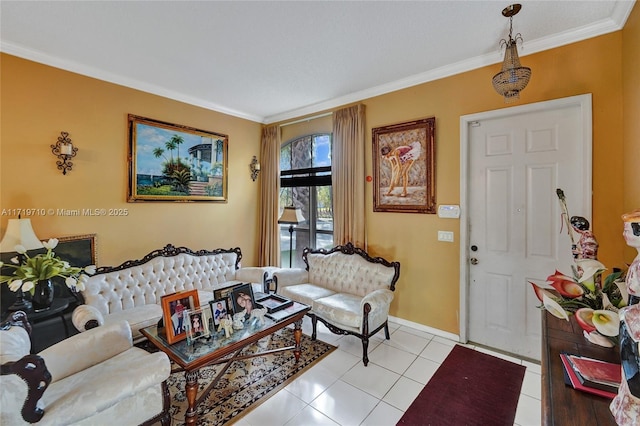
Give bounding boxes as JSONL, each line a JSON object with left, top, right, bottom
{"left": 185, "top": 370, "right": 199, "bottom": 425}
{"left": 293, "top": 319, "right": 303, "bottom": 362}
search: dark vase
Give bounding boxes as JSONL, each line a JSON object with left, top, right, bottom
{"left": 32, "top": 279, "right": 54, "bottom": 312}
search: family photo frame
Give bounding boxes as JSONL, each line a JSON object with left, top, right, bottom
{"left": 160, "top": 290, "right": 200, "bottom": 344}
{"left": 185, "top": 306, "right": 210, "bottom": 343}
{"left": 230, "top": 283, "right": 256, "bottom": 319}
{"left": 209, "top": 298, "right": 230, "bottom": 328}
{"left": 372, "top": 117, "right": 436, "bottom": 214}
{"left": 128, "top": 114, "right": 229, "bottom": 203}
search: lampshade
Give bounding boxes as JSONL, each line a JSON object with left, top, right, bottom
{"left": 278, "top": 206, "right": 305, "bottom": 225}
{"left": 492, "top": 4, "right": 531, "bottom": 103}
{"left": 0, "top": 218, "right": 44, "bottom": 252}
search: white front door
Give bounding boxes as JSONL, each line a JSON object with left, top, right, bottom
{"left": 460, "top": 94, "right": 592, "bottom": 361}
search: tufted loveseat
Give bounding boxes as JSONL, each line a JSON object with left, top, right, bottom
{"left": 273, "top": 243, "right": 400, "bottom": 366}
{"left": 72, "top": 244, "right": 275, "bottom": 342}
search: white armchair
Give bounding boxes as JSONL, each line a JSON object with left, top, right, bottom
{"left": 0, "top": 311, "right": 171, "bottom": 425}
{"left": 274, "top": 243, "right": 400, "bottom": 366}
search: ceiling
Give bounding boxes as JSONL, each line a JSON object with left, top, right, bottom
{"left": 1, "top": 1, "right": 635, "bottom": 124}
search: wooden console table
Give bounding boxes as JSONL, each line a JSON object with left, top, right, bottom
{"left": 542, "top": 311, "right": 619, "bottom": 425}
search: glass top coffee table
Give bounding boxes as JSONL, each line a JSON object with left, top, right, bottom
{"left": 141, "top": 302, "right": 310, "bottom": 425}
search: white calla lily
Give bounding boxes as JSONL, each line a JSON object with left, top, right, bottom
{"left": 583, "top": 330, "right": 616, "bottom": 348}
{"left": 543, "top": 293, "right": 569, "bottom": 321}
{"left": 576, "top": 259, "right": 606, "bottom": 283}
{"left": 14, "top": 245, "right": 26, "bottom": 254}
{"left": 591, "top": 310, "right": 619, "bottom": 337}
{"left": 614, "top": 279, "right": 629, "bottom": 308}
{"left": 66, "top": 277, "right": 77, "bottom": 287}
{"left": 85, "top": 265, "right": 96, "bottom": 275}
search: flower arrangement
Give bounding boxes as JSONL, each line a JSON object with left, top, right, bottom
{"left": 0, "top": 238, "right": 96, "bottom": 294}
{"left": 529, "top": 259, "right": 627, "bottom": 347}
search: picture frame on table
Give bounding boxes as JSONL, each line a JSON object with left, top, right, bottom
{"left": 372, "top": 117, "right": 436, "bottom": 214}
{"left": 230, "top": 283, "right": 256, "bottom": 319}
{"left": 209, "top": 298, "right": 230, "bottom": 327}
{"left": 127, "top": 114, "right": 229, "bottom": 203}
{"left": 213, "top": 284, "right": 239, "bottom": 316}
{"left": 160, "top": 290, "right": 200, "bottom": 344}
{"left": 185, "top": 306, "right": 210, "bottom": 343}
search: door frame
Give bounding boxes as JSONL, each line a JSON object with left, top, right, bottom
{"left": 458, "top": 94, "right": 593, "bottom": 343}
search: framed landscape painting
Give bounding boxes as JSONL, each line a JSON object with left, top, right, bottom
{"left": 128, "top": 114, "right": 228, "bottom": 202}
{"left": 372, "top": 117, "right": 436, "bottom": 214}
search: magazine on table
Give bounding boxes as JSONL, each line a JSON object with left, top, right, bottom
{"left": 559, "top": 353, "right": 619, "bottom": 398}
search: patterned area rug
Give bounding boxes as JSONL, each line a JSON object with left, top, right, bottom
{"left": 165, "top": 327, "right": 336, "bottom": 425}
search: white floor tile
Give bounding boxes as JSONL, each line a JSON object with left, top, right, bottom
{"left": 382, "top": 376, "right": 425, "bottom": 411}
{"left": 520, "top": 370, "right": 542, "bottom": 400}
{"left": 337, "top": 334, "right": 382, "bottom": 360}
{"left": 285, "top": 363, "right": 340, "bottom": 403}
{"left": 241, "top": 389, "right": 306, "bottom": 426}
{"left": 361, "top": 401, "right": 404, "bottom": 426}
{"left": 368, "top": 342, "right": 418, "bottom": 375}
{"left": 284, "top": 405, "right": 339, "bottom": 426}
{"left": 402, "top": 355, "right": 441, "bottom": 385}
{"left": 419, "top": 340, "right": 454, "bottom": 363}
{"left": 341, "top": 362, "right": 400, "bottom": 399}
{"left": 320, "top": 347, "right": 361, "bottom": 377}
{"left": 397, "top": 325, "right": 435, "bottom": 341}
{"left": 514, "top": 393, "right": 542, "bottom": 426}
{"left": 432, "top": 335, "right": 457, "bottom": 347}
{"left": 522, "top": 359, "right": 542, "bottom": 375}
{"left": 385, "top": 329, "right": 430, "bottom": 355}
{"left": 310, "top": 380, "right": 379, "bottom": 426}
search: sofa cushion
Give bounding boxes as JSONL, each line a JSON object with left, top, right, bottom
{"left": 281, "top": 284, "right": 335, "bottom": 307}
{"left": 103, "top": 304, "right": 163, "bottom": 341}
{"left": 313, "top": 293, "right": 362, "bottom": 329}
{"left": 40, "top": 347, "right": 169, "bottom": 425}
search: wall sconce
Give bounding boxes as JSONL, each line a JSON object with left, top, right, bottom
{"left": 250, "top": 156, "right": 261, "bottom": 181}
{"left": 51, "top": 131, "right": 78, "bottom": 175}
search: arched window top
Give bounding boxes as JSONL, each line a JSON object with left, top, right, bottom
{"left": 280, "top": 133, "right": 331, "bottom": 172}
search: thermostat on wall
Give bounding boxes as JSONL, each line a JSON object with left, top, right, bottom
{"left": 438, "top": 205, "right": 460, "bottom": 219}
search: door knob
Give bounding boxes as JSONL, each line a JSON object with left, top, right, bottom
{"left": 470, "top": 258, "right": 479, "bottom": 265}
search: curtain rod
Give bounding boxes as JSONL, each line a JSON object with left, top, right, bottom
{"left": 278, "top": 111, "right": 332, "bottom": 128}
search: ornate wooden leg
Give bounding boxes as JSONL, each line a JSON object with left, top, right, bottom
{"left": 293, "top": 318, "right": 303, "bottom": 363}
{"left": 311, "top": 314, "right": 318, "bottom": 340}
{"left": 185, "top": 370, "right": 199, "bottom": 425}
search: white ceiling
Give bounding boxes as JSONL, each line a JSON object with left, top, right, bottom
{"left": 1, "top": 1, "right": 635, "bottom": 124}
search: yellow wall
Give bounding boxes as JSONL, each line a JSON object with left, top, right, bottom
{"left": 0, "top": 55, "right": 263, "bottom": 267}
{"left": 2, "top": 7, "right": 637, "bottom": 335}
{"left": 622, "top": 3, "right": 640, "bottom": 263}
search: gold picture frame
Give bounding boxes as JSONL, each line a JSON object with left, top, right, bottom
{"left": 372, "top": 117, "right": 436, "bottom": 213}
{"left": 128, "top": 114, "right": 228, "bottom": 202}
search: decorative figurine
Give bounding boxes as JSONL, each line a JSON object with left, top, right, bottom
{"left": 233, "top": 310, "right": 246, "bottom": 329}
{"left": 610, "top": 303, "right": 640, "bottom": 424}
{"left": 622, "top": 210, "right": 640, "bottom": 305}
{"left": 217, "top": 317, "right": 233, "bottom": 338}
{"left": 250, "top": 307, "right": 267, "bottom": 325}
{"left": 570, "top": 215, "right": 599, "bottom": 260}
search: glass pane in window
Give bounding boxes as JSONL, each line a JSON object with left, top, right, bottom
{"left": 313, "top": 134, "right": 331, "bottom": 167}
{"left": 280, "top": 144, "right": 292, "bottom": 171}
{"left": 291, "top": 136, "right": 312, "bottom": 169}
{"left": 316, "top": 186, "right": 333, "bottom": 232}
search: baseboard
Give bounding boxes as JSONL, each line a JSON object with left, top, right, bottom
{"left": 388, "top": 315, "right": 460, "bottom": 342}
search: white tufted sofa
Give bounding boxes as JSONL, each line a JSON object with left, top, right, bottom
{"left": 273, "top": 242, "right": 400, "bottom": 366}
{"left": 72, "top": 244, "right": 275, "bottom": 342}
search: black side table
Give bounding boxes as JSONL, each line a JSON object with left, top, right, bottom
{"left": 28, "top": 298, "right": 70, "bottom": 353}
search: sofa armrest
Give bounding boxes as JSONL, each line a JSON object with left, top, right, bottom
{"left": 72, "top": 304, "right": 104, "bottom": 332}
{"left": 1, "top": 354, "right": 52, "bottom": 423}
{"left": 273, "top": 268, "right": 309, "bottom": 289}
{"left": 236, "top": 266, "right": 280, "bottom": 286}
{"left": 361, "top": 289, "right": 394, "bottom": 312}
{"left": 39, "top": 320, "right": 132, "bottom": 382}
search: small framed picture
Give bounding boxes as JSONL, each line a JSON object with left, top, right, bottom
{"left": 209, "top": 298, "right": 230, "bottom": 327}
{"left": 231, "top": 283, "right": 256, "bottom": 319}
{"left": 185, "top": 306, "right": 210, "bottom": 343}
{"left": 213, "top": 284, "right": 239, "bottom": 316}
{"left": 161, "top": 290, "right": 200, "bottom": 344}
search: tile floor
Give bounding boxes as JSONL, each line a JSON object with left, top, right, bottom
{"left": 234, "top": 318, "right": 541, "bottom": 426}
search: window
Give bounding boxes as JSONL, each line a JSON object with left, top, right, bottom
{"left": 280, "top": 134, "right": 333, "bottom": 267}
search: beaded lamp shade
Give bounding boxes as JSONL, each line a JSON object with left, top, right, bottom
{"left": 492, "top": 4, "right": 531, "bottom": 103}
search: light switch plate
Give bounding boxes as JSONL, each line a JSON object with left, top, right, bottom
{"left": 438, "top": 205, "right": 460, "bottom": 218}
{"left": 438, "top": 231, "right": 454, "bottom": 242}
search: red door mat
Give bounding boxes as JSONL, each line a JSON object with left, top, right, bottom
{"left": 397, "top": 344, "right": 526, "bottom": 426}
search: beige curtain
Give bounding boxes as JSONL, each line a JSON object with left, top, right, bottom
{"left": 258, "top": 125, "right": 281, "bottom": 266}
{"left": 333, "top": 104, "right": 366, "bottom": 247}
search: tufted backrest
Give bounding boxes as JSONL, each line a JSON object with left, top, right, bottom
{"left": 82, "top": 246, "right": 241, "bottom": 316}
{"left": 304, "top": 243, "right": 400, "bottom": 297}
